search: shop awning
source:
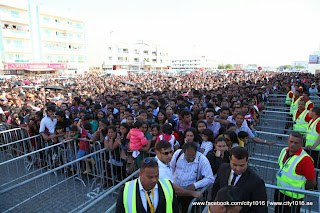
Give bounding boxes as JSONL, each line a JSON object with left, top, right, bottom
{"left": 24, "top": 68, "right": 56, "bottom": 72}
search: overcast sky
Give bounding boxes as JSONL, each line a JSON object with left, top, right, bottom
{"left": 38, "top": 0, "right": 320, "bottom": 66}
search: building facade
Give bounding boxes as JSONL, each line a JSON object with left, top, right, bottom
{"left": 102, "top": 40, "right": 170, "bottom": 72}
{"left": 0, "top": 0, "right": 88, "bottom": 75}
{"left": 171, "top": 56, "right": 218, "bottom": 71}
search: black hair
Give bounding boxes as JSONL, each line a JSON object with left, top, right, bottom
{"left": 201, "top": 128, "right": 214, "bottom": 142}
{"left": 155, "top": 140, "right": 172, "bottom": 151}
{"left": 230, "top": 146, "right": 249, "bottom": 160}
{"left": 151, "top": 124, "right": 161, "bottom": 131}
{"left": 227, "top": 123, "right": 236, "bottom": 130}
{"left": 133, "top": 120, "right": 143, "bottom": 128}
{"left": 107, "top": 125, "right": 116, "bottom": 132}
{"left": 55, "top": 110, "right": 65, "bottom": 118}
{"left": 162, "top": 123, "right": 173, "bottom": 135}
{"left": 182, "top": 141, "right": 198, "bottom": 152}
{"left": 180, "top": 110, "right": 191, "bottom": 118}
{"left": 312, "top": 107, "right": 320, "bottom": 116}
{"left": 83, "top": 122, "right": 91, "bottom": 131}
{"left": 238, "top": 131, "right": 249, "bottom": 139}
{"left": 225, "top": 131, "right": 239, "bottom": 145}
{"left": 218, "top": 126, "right": 226, "bottom": 136}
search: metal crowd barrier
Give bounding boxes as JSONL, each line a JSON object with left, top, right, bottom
{"left": 0, "top": 139, "right": 80, "bottom": 191}
{"left": 0, "top": 127, "right": 30, "bottom": 147}
{"left": 0, "top": 135, "right": 44, "bottom": 163}
{"left": 200, "top": 184, "right": 319, "bottom": 213}
{"left": 75, "top": 170, "right": 140, "bottom": 213}
{"left": 265, "top": 184, "right": 319, "bottom": 213}
{"left": 0, "top": 146, "right": 112, "bottom": 213}
{"left": 187, "top": 184, "right": 212, "bottom": 213}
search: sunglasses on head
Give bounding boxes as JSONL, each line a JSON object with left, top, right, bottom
{"left": 143, "top": 157, "right": 157, "bottom": 164}
{"left": 161, "top": 150, "right": 173, "bottom": 155}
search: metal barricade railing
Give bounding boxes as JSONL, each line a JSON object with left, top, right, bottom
{"left": 187, "top": 184, "right": 212, "bottom": 213}
{"left": 200, "top": 183, "right": 320, "bottom": 213}
{"left": 0, "top": 127, "right": 30, "bottom": 147}
{"left": 75, "top": 170, "right": 140, "bottom": 213}
{"left": 265, "top": 184, "right": 320, "bottom": 213}
{"left": 0, "top": 134, "right": 44, "bottom": 163}
{"left": 0, "top": 145, "right": 116, "bottom": 213}
{"left": 0, "top": 139, "right": 80, "bottom": 191}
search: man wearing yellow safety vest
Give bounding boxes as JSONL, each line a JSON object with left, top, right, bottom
{"left": 116, "top": 157, "right": 179, "bottom": 213}
{"left": 305, "top": 107, "right": 320, "bottom": 190}
{"left": 302, "top": 91, "right": 314, "bottom": 111}
{"left": 275, "top": 132, "right": 316, "bottom": 213}
{"left": 285, "top": 87, "right": 294, "bottom": 106}
{"left": 289, "top": 90, "right": 302, "bottom": 116}
{"left": 292, "top": 99, "right": 309, "bottom": 135}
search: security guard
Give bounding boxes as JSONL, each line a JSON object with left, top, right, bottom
{"left": 285, "top": 87, "right": 294, "bottom": 106}
{"left": 302, "top": 91, "right": 314, "bottom": 110}
{"left": 292, "top": 99, "right": 309, "bottom": 134}
{"left": 290, "top": 90, "right": 302, "bottom": 116}
{"left": 116, "top": 157, "right": 179, "bottom": 213}
{"left": 275, "top": 132, "right": 316, "bottom": 213}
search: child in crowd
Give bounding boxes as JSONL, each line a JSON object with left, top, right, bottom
{"left": 200, "top": 128, "right": 214, "bottom": 156}
{"left": 127, "top": 121, "right": 149, "bottom": 158}
{"left": 84, "top": 113, "right": 98, "bottom": 134}
{"left": 150, "top": 124, "right": 161, "bottom": 147}
{"left": 76, "top": 119, "right": 92, "bottom": 174}
{"left": 157, "top": 123, "right": 178, "bottom": 150}
{"left": 238, "top": 131, "right": 249, "bottom": 147}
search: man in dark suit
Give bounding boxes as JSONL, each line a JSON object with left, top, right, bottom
{"left": 116, "top": 157, "right": 179, "bottom": 213}
{"left": 211, "top": 147, "right": 268, "bottom": 213}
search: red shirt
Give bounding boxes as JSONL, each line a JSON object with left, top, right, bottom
{"left": 305, "top": 116, "right": 320, "bottom": 134}
{"left": 79, "top": 128, "right": 90, "bottom": 151}
{"left": 304, "top": 99, "right": 314, "bottom": 110}
{"left": 295, "top": 109, "right": 307, "bottom": 120}
{"left": 288, "top": 91, "right": 294, "bottom": 99}
{"left": 282, "top": 148, "right": 315, "bottom": 180}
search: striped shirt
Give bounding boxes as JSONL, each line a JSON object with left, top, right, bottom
{"left": 170, "top": 149, "right": 214, "bottom": 189}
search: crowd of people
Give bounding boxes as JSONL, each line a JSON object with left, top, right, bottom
{"left": 1, "top": 71, "right": 320, "bottom": 212}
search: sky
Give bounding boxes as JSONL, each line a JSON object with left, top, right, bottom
{"left": 38, "top": 0, "right": 320, "bottom": 67}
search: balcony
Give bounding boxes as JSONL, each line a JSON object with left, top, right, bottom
{"left": 42, "top": 47, "right": 85, "bottom": 55}
{"left": 40, "top": 20, "right": 84, "bottom": 33}
{"left": 0, "top": 13, "right": 29, "bottom": 25}
{"left": 1, "top": 28, "right": 31, "bottom": 39}
{"left": 3, "top": 45, "right": 32, "bottom": 53}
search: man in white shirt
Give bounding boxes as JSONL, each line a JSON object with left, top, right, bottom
{"left": 39, "top": 106, "right": 57, "bottom": 142}
{"left": 155, "top": 140, "right": 202, "bottom": 199}
{"left": 171, "top": 142, "right": 214, "bottom": 212}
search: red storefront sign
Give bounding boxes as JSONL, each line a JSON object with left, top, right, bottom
{"left": 4, "top": 63, "right": 67, "bottom": 70}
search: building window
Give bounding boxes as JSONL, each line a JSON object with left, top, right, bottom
{"left": 134, "top": 49, "right": 139, "bottom": 54}
{"left": 118, "top": 48, "right": 121, "bottom": 53}
{"left": 43, "top": 17, "right": 50, "bottom": 22}
{"left": 55, "top": 19, "right": 61, "bottom": 24}
{"left": 78, "top": 56, "right": 83, "bottom": 63}
{"left": 76, "top": 34, "right": 81, "bottom": 39}
{"left": 6, "top": 40, "right": 11, "bottom": 44}
{"left": 11, "top": 11, "right": 19, "bottom": 18}
{"left": 109, "top": 57, "right": 112, "bottom": 60}
{"left": 14, "top": 40, "right": 22, "bottom": 48}
{"left": 143, "top": 50, "right": 148, "bottom": 54}
{"left": 108, "top": 47, "right": 112, "bottom": 51}
{"left": 152, "top": 59, "right": 157, "bottom": 62}
{"left": 134, "top": 58, "right": 139, "bottom": 62}
{"left": 123, "top": 49, "right": 128, "bottom": 53}
{"left": 76, "top": 23, "right": 82, "bottom": 29}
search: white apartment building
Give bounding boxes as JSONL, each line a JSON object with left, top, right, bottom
{"left": 103, "top": 40, "right": 170, "bottom": 72}
{"left": 0, "top": 0, "right": 88, "bottom": 75}
{"left": 171, "top": 56, "right": 218, "bottom": 71}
